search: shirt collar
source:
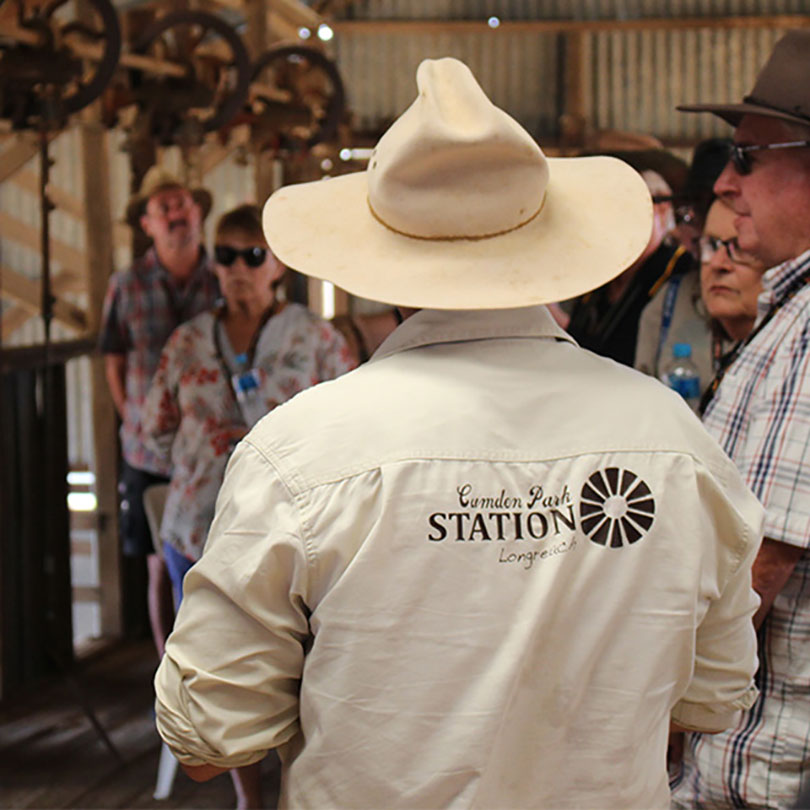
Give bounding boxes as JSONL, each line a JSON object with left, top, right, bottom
{"left": 758, "top": 247, "right": 810, "bottom": 318}
{"left": 371, "top": 305, "right": 576, "bottom": 361}
{"left": 147, "top": 245, "right": 211, "bottom": 285}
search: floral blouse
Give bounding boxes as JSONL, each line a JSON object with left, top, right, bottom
{"left": 142, "top": 303, "right": 355, "bottom": 561}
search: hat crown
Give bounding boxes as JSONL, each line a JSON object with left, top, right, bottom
{"left": 747, "top": 30, "right": 810, "bottom": 123}
{"left": 367, "top": 58, "right": 549, "bottom": 239}
{"left": 138, "top": 166, "right": 188, "bottom": 199}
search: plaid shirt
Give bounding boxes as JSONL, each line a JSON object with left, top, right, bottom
{"left": 672, "top": 248, "right": 810, "bottom": 810}
{"left": 99, "top": 247, "right": 219, "bottom": 474}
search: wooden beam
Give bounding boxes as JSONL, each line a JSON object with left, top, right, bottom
{"left": 245, "top": 0, "right": 269, "bottom": 58}
{"left": 273, "top": 0, "right": 322, "bottom": 28}
{"left": 8, "top": 170, "right": 131, "bottom": 248}
{"left": 1, "top": 306, "right": 33, "bottom": 341}
{"left": 78, "top": 109, "right": 122, "bottom": 639}
{"left": 267, "top": 11, "right": 304, "bottom": 42}
{"left": 79, "top": 119, "right": 113, "bottom": 337}
{"left": 334, "top": 285, "right": 349, "bottom": 317}
{"left": 307, "top": 276, "right": 323, "bottom": 316}
{"left": 0, "top": 266, "right": 88, "bottom": 333}
{"left": 560, "top": 31, "right": 587, "bottom": 148}
{"left": 0, "top": 22, "right": 189, "bottom": 77}
{"left": 113, "top": 222, "right": 131, "bottom": 252}
{"left": 72, "top": 586, "right": 101, "bottom": 603}
{"left": 13, "top": 169, "right": 84, "bottom": 220}
{"left": 0, "top": 337, "right": 96, "bottom": 370}
{"left": 70, "top": 539, "right": 94, "bottom": 555}
{"left": 0, "top": 134, "right": 38, "bottom": 184}
{"left": 0, "top": 212, "right": 87, "bottom": 277}
{"left": 331, "top": 14, "right": 810, "bottom": 35}
{"left": 199, "top": 141, "right": 236, "bottom": 177}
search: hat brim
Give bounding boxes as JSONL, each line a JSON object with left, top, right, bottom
{"left": 677, "top": 101, "right": 810, "bottom": 129}
{"left": 125, "top": 188, "right": 213, "bottom": 228}
{"left": 263, "top": 156, "right": 652, "bottom": 310}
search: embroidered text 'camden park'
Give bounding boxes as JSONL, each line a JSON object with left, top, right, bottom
{"left": 425, "top": 468, "right": 656, "bottom": 555}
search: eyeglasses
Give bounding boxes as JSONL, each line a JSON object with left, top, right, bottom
{"left": 699, "top": 234, "right": 758, "bottom": 266}
{"left": 214, "top": 245, "right": 268, "bottom": 268}
{"left": 728, "top": 140, "right": 810, "bottom": 175}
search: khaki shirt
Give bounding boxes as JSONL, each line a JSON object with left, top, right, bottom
{"left": 156, "top": 305, "right": 762, "bottom": 810}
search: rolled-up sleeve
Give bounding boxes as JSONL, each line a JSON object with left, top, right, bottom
{"left": 154, "top": 439, "right": 311, "bottom": 768}
{"left": 671, "top": 461, "right": 763, "bottom": 732}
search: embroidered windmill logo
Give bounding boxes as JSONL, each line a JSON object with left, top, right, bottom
{"left": 580, "top": 468, "right": 655, "bottom": 548}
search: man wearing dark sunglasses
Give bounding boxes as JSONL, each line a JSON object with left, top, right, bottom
{"left": 672, "top": 29, "right": 810, "bottom": 810}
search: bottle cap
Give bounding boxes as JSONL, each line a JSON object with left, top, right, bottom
{"left": 672, "top": 342, "right": 692, "bottom": 359}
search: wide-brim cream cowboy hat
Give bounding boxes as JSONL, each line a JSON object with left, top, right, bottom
{"left": 263, "top": 58, "right": 653, "bottom": 310}
{"left": 678, "top": 30, "right": 810, "bottom": 128}
{"left": 126, "top": 166, "right": 213, "bottom": 227}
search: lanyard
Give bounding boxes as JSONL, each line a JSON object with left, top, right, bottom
{"left": 212, "top": 302, "right": 278, "bottom": 388}
{"left": 698, "top": 269, "right": 810, "bottom": 416}
{"left": 653, "top": 274, "right": 684, "bottom": 373}
{"left": 710, "top": 324, "right": 728, "bottom": 374}
{"left": 594, "top": 243, "right": 688, "bottom": 348}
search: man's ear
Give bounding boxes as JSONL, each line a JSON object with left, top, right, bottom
{"left": 140, "top": 213, "right": 154, "bottom": 239}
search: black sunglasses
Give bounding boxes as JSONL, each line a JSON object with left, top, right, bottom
{"left": 729, "top": 139, "right": 810, "bottom": 175}
{"left": 214, "top": 245, "right": 268, "bottom": 268}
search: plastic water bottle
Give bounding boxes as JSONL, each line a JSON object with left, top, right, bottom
{"left": 662, "top": 343, "right": 701, "bottom": 410}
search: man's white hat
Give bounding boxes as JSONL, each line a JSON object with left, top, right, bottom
{"left": 263, "top": 58, "right": 653, "bottom": 310}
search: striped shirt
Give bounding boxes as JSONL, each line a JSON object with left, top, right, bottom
{"left": 672, "top": 248, "right": 810, "bottom": 810}
{"left": 99, "top": 247, "right": 219, "bottom": 475}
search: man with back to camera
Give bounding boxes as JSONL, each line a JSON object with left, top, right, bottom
{"left": 670, "top": 29, "right": 810, "bottom": 810}
{"left": 154, "top": 58, "right": 763, "bottom": 809}
{"left": 99, "top": 167, "right": 219, "bottom": 657}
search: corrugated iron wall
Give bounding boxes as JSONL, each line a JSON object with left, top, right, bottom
{"left": 333, "top": 27, "right": 800, "bottom": 142}
{"left": 589, "top": 26, "right": 787, "bottom": 139}
{"left": 336, "top": 0, "right": 810, "bottom": 19}
{"left": 335, "top": 30, "right": 560, "bottom": 136}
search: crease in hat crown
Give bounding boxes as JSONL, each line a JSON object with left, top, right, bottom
{"left": 744, "top": 29, "right": 810, "bottom": 122}
{"left": 366, "top": 58, "right": 550, "bottom": 240}
{"left": 138, "top": 166, "right": 189, "bottom": 198}
{"left": 677, "top": 29, "right": 810, "bottom": 127}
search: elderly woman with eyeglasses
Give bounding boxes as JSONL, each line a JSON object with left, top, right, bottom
{"left": 635, "top": 197, "right": 764, "bottom": 407}
{"left": 699, "top": 198, "right": 765, "bottom": 341}
{"left": 142, "top": 203, "right": 354, "bottom": 805}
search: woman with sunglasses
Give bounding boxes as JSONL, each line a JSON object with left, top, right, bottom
{"left": 142, "top": 204, "right": 354, "bottom": 808}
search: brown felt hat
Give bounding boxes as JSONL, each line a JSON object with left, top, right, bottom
{"left": 678, "top": 30, "right": 810, "bottom": 128}
{"left": 125, "top": 166, "right": 213, "bottom": 227}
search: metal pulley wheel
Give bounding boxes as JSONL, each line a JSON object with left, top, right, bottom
{"left": 250, "top": 44, "right": 346, "bottom": 149}
{"left": 130, "top": 10, "right": 251, "bottom": 146}
{"left": 0, "top": 0, "right": 121, "bottom": 129}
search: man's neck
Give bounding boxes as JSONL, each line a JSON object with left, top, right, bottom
{"left": 156, "top": 244, "right": 201, "bottom": 283}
